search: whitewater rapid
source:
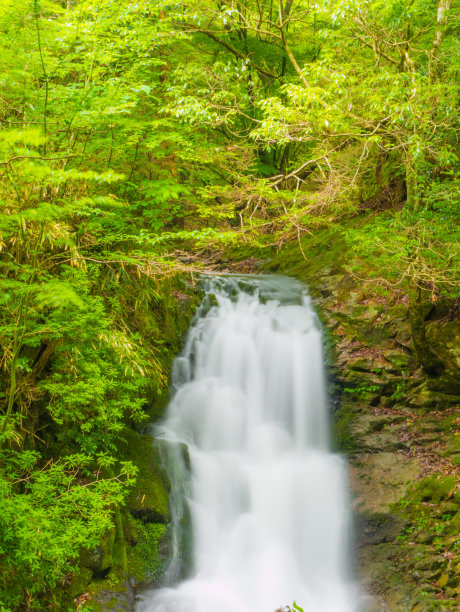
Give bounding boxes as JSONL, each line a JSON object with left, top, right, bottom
{"left": 137, "top": 275, "right": 361, "bottom": 612}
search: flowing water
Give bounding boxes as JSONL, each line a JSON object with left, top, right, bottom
{"left": 137, "top": 275, "right": 361, "bottom": 612}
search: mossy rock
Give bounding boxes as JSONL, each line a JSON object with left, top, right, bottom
{"left": 406, "top": 383, "right": 439, "bottom": 408}
{"left": 333, "top": 406, "right": 359, "bottom": 452}
{"left": 80, "top": 527, "right": 116, "bottom": 577}
{"left": 351, "top": 304, "right": 383, "bottom": 327}
{"left": 79, "top": 602, "right": 106, "bottom": 612}
{"left": 426, "top": 320, "right": 460, "bottom": 376}
{"left": 445, "top": 511, "right": 460, "bottom": 537}
{"left": 413, "top": 475, "right": 457, "bottom": 504}
{"left": 85, "top": 583, "right": 134, "bottom": 612}
{"left": 119, "top": 428, "right": 170, "bottom": 522}
{"left": 424, "top": 370, "right": 460, "bottom": 396}
{"left": 69, "top": 567, "right": 94, "bottom": 599}
{"left": 350, "top": 452, "right": 419, "bottom": 514}
{"left": 125, "top": 516, "right": 168, "bottom": 585}
{"left": 415, "top": 556, "right": 445, "bottom": 572}
{"left": 382, "top": 349, "right": 413, "bottom": 371}
{"left": 348, "top": 357, "right": 374, "bottom": 373}
{"left": 377, "top": 312, "right": 411, "bottom": 345}
{"left": 406, "top": 382, "right": 458, "bottom": 409}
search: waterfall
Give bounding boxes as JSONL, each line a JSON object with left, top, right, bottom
{"left": 137, "top": 275, "right": 361, "bottom": 612}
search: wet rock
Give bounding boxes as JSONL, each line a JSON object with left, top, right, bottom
{"left": 349, "top": 410, "right": 409, "bottom": 452}
{"left": 361, "top": 594, "right": 389, "bottom": 611}
{"left": 91, "top": 582, "right": 135, "bottom": 611}
{"left": 361, "top": 432, "right": 408, "bottom": 453}
{"left": 356, "top": 513, "right": 403, "bottom": 546}
{"left": 350, "top": 414, "right": 403, "bottom": 437}
{"left": 125, "top": 517, "right": 169, "bottom": 587}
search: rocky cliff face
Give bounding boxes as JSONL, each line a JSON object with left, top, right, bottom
{"left": 265, "top": 240, "right": 460, "bottom": 611}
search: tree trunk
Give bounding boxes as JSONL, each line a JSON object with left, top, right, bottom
{"left": 405, "top": 150, "right": 421, "bottom": 212}
{"left": 428, "top": 0, "right": 451, "bottom": 83}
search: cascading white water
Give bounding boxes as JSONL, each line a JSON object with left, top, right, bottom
{"left": 138, "top": 275, "right": 361, "bottom": 612}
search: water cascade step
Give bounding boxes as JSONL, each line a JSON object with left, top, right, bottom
{"left": 137, "top": 275, "right": 361, "bottom": 612}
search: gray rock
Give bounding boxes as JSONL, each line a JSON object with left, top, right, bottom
{"left": 355, "top": 512, "right": 404, "bottom": 546}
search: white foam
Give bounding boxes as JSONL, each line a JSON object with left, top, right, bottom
{"left": 138, "top": 276, "right": 361, "bottom": 612}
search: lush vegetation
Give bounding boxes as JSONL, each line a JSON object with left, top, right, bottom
{"left": 0, "top": 0, "right": 458, "bottom": 609}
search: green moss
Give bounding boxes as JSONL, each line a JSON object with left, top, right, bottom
{"left": 446, "top": 512, "right": 460, "bottom": 537}
{"left": 383, "top": 350, "right": 413, "bottom": 370}
{"left": 68, "top": 567, "right": 93, "bottom": 599}
{"left": 79, "top": 603, "right": 105, "bottom": 612}
{"left": 125, "top": 516, "right": 167, "bottom": 584}
{"left": 265, "top": 224, "right": 348, "bottom": 283}
{"left": 119, "top": 428, "right": 170, "bottom": 522}
{"left": 80, "top": 527, "right": 116, "bottom": 576}
{"left": 414, "top": 476, "right": 457, "bottom": 504}
{"left": 333, "top": 406, "right": 359, "bottom": 452}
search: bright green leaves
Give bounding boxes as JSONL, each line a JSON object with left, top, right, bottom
{"left": 34, "top": 279, "right": 84, "bottom": 310}
{"left": 0, "top": 450, "right": 135, "bottom": 610}
{"left": 134, "top": 179, "right": 190, "bottom": 230}
{"left": 0, "top": 2, "right": 195, "bottom": 609}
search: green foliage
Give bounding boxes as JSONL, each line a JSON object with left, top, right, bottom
{"left": 345, "top": 181, "right": 460, "bottom": 291}
{"left": 0, "top": 450, "right": 136, "bottom": 610}
{"left": 0, "top": 2, "right": 186, "bottom": 607}
{"left": 0, "top": 0, "right": 459, "bottom": 607}
{"left": 344, "top": 383, "right": 380, "bottom": 399}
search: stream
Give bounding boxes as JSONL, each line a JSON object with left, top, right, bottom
{"left": 137, "top": 275, "right": 362, "bottom": 612}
